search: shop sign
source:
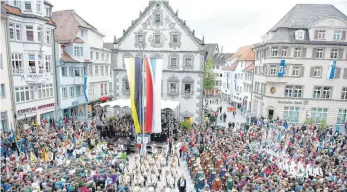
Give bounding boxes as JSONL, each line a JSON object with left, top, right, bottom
{"left": 278, "top": 100, "right": 303, "bottom": 105}
{"left": 17, "top": 103, "right": 55, "bottom": 116}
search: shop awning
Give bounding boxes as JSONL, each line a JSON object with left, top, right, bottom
{"left": 96, "top": 99, "right": 180, "bottom": 110}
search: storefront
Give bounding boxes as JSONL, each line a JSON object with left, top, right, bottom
{"left": 62, "top": 102, "right": 87, "bottom": 119}
{"left": 16, "top": 103, "right": 55, "bottom": 125}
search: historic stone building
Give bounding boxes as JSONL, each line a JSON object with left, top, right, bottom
{"left": 108, "top": 0, "right": 206, "bottom": 122}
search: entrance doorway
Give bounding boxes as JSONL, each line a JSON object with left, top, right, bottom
{"left": 268, "top": 109, "right": 274, "bottom": 120}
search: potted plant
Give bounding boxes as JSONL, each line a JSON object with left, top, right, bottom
{"left": 180, "top": 120, "right": 192, "bottom": 130}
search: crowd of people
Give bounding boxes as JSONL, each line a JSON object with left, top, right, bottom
{"left": 180, "top": 115, "right": 347, "bottom": 191}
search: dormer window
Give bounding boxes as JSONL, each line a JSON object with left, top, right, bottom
{"left": 13, "top": 0, "right": 20, "bottom": 8}
{"left": 295, "top": 30, "right": 305, "bottom": 40}
{"left": 36, "top": 1, "right": 41, "bottom": 14}
{"left": 45, "top": 7, "right": 51, "bottom": 17}
{"left": 24, "top": 1, "right": 32, "bottom": 12}
{"left": 333, "top": 30, "right": 341, "bottom": 40}
{"left": 318, "top": 30, "right": 325, "bottom": 40}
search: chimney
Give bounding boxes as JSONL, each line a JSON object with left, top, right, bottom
{"left": 60, "top": 44, "right": 65, "bottom": 55}
{"left": 113, "top": 35, "right": 117, "bottom": 44}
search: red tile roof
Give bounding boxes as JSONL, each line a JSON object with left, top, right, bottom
{"left": 243, "top": 63, "right": 255, "bottom": 72}
{"left": 74, "top": 37, "right": 84, "bottom": 43}
{"left": 2, "top": 4, "right": 22, "bottom": 16}
{"left": 229, "top": 45, "right": 255, "bottom": 61}
{"left": 61, "top": 51, "right": 78, "bottom": 63}
{"left": 222, "top": 60, "right": 239, "bottom": 71}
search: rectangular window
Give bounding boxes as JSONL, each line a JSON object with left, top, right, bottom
{"left": 293, "top": 85, "right": 303, "bottom": 98}
{"left": 61, "top": 67, "right": 67, "bottom": 77}
{"left": 110, "top": 70, "right": 112, "bottom": 77}
{"left": 105, "top": 66, "right": 109, "bottom": 75}
{"left": 183, "top": 83, "right": 192, "bottom": 94}
{"left": 169, "top": 82, "right": 178, "bottom": 93}
{"left": 26, "top": 26, "right": 34, "bottom": 41}
{"left": 101, "top": 84, "right": 104, "bottom": 95}
{"left": 74, "top": 67, "right": 80, "bottom": 76}
{"left": 9, "top": 23, "right": 15, "bottom": 40}
{"left": 313, "top": 66, "right": 322, "bottom": 77}
{"left": 0, "top": 84, "right": 6, "bottom": 97}
{"left": 37, "top": 26, "right": 43, "bottom": 43}
{"left": 106, "top": 54, "right": 109, "bottom": 62}
{"left": 284, "top": 85, "right": 293, "bottom": 97}
{"left": 38, "top": 84, "right": 53, "bottom": 99}
{"left": 24, "top": 1, "right": 32, "bottom": 11}
{"left": 95, "top": 65, "right": 99, "bottom": 75}
{"left": 313, "top": 86, "right": 322, "bottom": 98}
{"left": 12, "top": 53, "right": 23, "bottom": 73}
{"left": 333, "top": 30, "right": 341, "bottom": 40}
{"left": 284, "top": 85, "right": 303, "bottom": 98}
{"left": 15, "top": 86, "right": 34, "bottom": 103}
{"left": 45, "top": 55, "right": 51, "bottom": 73}
{"left": 105, "top": 83, "right": 107, "bottom": 95}
{"left": 294, "top": 48, "right": 302, "bottom": 58}
{"left": 269, "top": 65, "right": 277, "bottom": 75}
{"left": 62, "top": 87, "right": 67, "bottom": 99}
{"left": 330, "top": 49, "right": 338, "bottom": 59}
{"left": 342, "top": 87, "right": 347, "bottom": 100}
{"left": 283, "top": 107, "right": 300, "bottom": 122}
{"left": 28, "top": 54, "right": 36, "bottom": 73}
{"left": 281, "top": 48, "right": 287, "bottom": 57}
{"left": 13, "top": 0, "right": 20, "bottom": 7}
{"left": 69, "top": 67, "right": 74, "bottom": 77}
{"left": 90, "top": 51, "right": 93, "bottom": 60}
{"left": 101, "top": 53, "right": 104, "bottom": 61}
{"left": 100, "top": 66, "right": 104, "bottom": 75}
{"left": 96, "top": 52, "right": 99, "bottom": 60}
{"left": 155, "top": 34, "right": 160, "bottom": 44}
{"left": 155, "top": 13, "right": 161, "bottom": 23}
{"left": 292, "top": 66, "right": 300, "bottom": 76}
{"left": 76, "top": 86, "right": 81, "bottom": 97}
{"left": 311, "top": 108, "right": 328, "bottom": 123}
{"left": 109, "top": 82, "right": 113, "bottom": 91}
{"left": 337, "top": 109, "right": 347, "bottom": 124}
{"left": 36, "top": 1, "right": 41, "bottom": 13}
{"left": 45, "top": 7, "right": 51, "bottom": 17}
{"left": 69, "top": 87, "right": 74, "bottom": 98}
{"left": 89, "top": 65, "right": 93, "bottom": 76}
{"left": 316, "top": 48, "right": 324, "bottom": 59}
{"left": 271, "top": 47, "right": 278, "bottom": 57}
{"left": 15, "top": 24, "right": 21, "bottom": 41}
{"left": 137, "top": 35, "right": 143, "bottom": 43}
{"left": 313, "top": 86, "right": 332, "bottom": 99}
{"left": 322, "top": 87, "right": 332, "bottom": 99}
{"left": 124, "top": 80, "right": 130, "bottom": 91}
{"left": 46, "top": 30, "right": 51, "bottom": 45}
{"left": 38, "top": 54, "right": 44, "bottom": 73}
{"left": 173, "top": 34, "right": 178, "bottom": 43}
{"left": 185, "top": 58, "right": 192, "bottom": 66}
{"left": 318, "top": 30, "right": 325, "bottom": 40}
{"left": 80, "top": 30, "right": 84, "bottom": 37}
{"left": 74, "top": 46, "right": 83, "bottom": 57}
{"left": 170, "top": 58, "right": 177, "bottom": 66}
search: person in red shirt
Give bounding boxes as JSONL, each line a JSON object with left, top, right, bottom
{"left": 181, "top": 144, "right": 187, "bottom": 160}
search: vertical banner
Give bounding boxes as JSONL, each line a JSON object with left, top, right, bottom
{"left": 226, "top": 72, "right": 229, "bottom": 89}
{"left": 278, "top": 59, "right": 285, "bottom": 77}
{"left": 234, "top": 73, "right": 237, "bottom": 90}
{"left": 83, "top": 76, "right": 88, "bottom": 102}
{"left": 327, "top": 60, "right": 336, "bottom": 79}
{"left": 125, "top": 57, "right": 143, "bottom": 133}
{"left": 144, "top": 58, "right": 162, "bottom": 133}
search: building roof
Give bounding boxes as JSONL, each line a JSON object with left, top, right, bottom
{"left": 269, "top": 4, "right": 347, "bottom": 32}
{"left": 229, "top": 45, "right": 255, "bottom": 61}
{"left": 1, "top": 4, "right": 8, "bottom": 18}
{"left": 222, "top": 60, "right": 238, "bottom": 71}
{"left": 52, "top": 9, "right": 104, "bottom": 44}
{"left": 74, "top": 37, "right": 84, "bottom": 43}
{"left": 242, "top": 63, "right": 255, "bottom": 72}
{"left": 212, "top": 53, "right": 234, "bottom": 66}
{"left": 115, "top": 1, "right": 202, "bottom": 46}
{"left": 2, "top": 3, "right": 55, "bottom": 25}
{"left": 205, "top": 43, "right": 218, "bottom": 57}
{"left": 44, "top": 1, "right": 54, "bottom": 7}
{"left": 61, "top": 51, "right": 78, "bottom": 63}
{"left": 103, "top": 43, "right": 113, "bottom": 50}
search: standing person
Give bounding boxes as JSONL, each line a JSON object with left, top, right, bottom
{"left": 126, "top": 137, "right": 131, "bottom": 155}
{"left": 177, "top": 174, "right": 186, "bottom": 192}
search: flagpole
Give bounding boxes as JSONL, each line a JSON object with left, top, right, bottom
{"left": 141, "top": 41, "right": 145, "bottom": 154}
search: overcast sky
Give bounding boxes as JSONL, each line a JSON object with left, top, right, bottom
{"left": 50, "top": 0, "right": 347, "bottom": 53}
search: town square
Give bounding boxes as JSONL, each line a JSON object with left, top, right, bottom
{"left": 0, "top": 0, "right": 347, "bottom": 191}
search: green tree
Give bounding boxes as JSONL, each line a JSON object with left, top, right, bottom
{"left": 204, "top": 56, "right": 215, "bottom": 94}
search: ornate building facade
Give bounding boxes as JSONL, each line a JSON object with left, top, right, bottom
{"left": 109, "top": 0, "right": 206, "bottom": 122}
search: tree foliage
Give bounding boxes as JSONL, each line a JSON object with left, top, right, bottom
{"left": 204, "top": 56, "right": 215, "bottom": 93}
{"left": 180, "top": 120, "right": 192, "bottom": 130}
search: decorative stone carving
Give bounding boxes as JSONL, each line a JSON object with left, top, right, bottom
{"left": 152, "top": 4, "right": 164, "bottom": 28}
{"left": 167, "top": 53, "right": 179, "bottom": 70}
{"left": 121, "top": 76, "right": 130, "bottom": 96}
{"left": 150, "top": 53, "right": 163, "bottom": 59}
{"left": 169, "top": 28, "right": 182, "bottom": 50}
{"left": 149, "top": 31, "right": 167, "bottom": 48}
{"left": 167, "top": 75, "right": 180, "bottom": 99}
{"left": 134, "top": 29, "right": 147, "bottom": 48}
{"left": 142, "top": 10, "right": 175, "bottom": 31}
{"left": 122, "top": 53, "right": 133, "bottom": 68}
{"left": 182, "top": 54, "right": 194, "bottom": 70}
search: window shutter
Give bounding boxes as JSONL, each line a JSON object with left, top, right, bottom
{"left": 276, "top": 64, "right": 279, "bottom": 75}
{"left": 300, "top": 66, "right": 305, "bottom": 77}
{"left": 314, "top": 30, "right": 318, "bottom": 39}
{"left": 312, "top": 48, "right": 317, "bottom": 59}
{"left": 343, "top": 68, "right": 347, "bottom": 79}
{"left": 287, "top": 47, "right": 291, "bottom": 57}
{"left": 338, "top": 49, "right": 343, "bottom": 60}
{"left": 334, "top": 67, "right": 341, "bottom": 79}
{"left": 310, "top": 67, "right": 314, "bottom": 77}
{"left": 302, "top": 48, "right": 307, "bottom": 58}
{"left": 342, "top": 31, "right": 346, "bottom": 40}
